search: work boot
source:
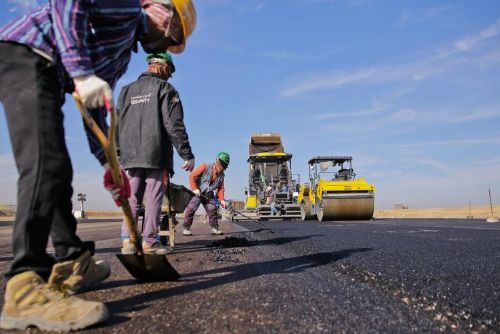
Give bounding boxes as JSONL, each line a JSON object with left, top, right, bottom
{"left": 0, "top": 271, "right": 108, "bottom": 332}
{"left": 182, "top": 228, "right": 192, "bottom": 236}
{"left": 50, "top": 250, "right": 111, "bottom": 295}
{"left": 210, "top": 227, "right": 223, "bottom": 235}
{"left": 142, "top": 241, "right": 168, "bottom": 255}
{"left": 121, "top": 239, "right": 136, "bottom": 255}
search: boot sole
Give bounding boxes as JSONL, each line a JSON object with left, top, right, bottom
{"left": 0, "top": 303, "right": 109, "bottom": 332}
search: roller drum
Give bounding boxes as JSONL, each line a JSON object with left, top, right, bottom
{"left": 317, "top": 195, "right": 374, "bottom": 221}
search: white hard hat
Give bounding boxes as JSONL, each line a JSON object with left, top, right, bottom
{"left": 266, "top": 186, "right": 272, "bottom": 192}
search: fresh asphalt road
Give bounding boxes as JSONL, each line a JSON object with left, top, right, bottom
{"left": 0, "top": 218, "right": 499, "bottom": 333}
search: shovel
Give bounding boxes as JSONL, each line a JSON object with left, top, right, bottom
{"left": 73, "top": 93, "right": 180, "bottom": 282}
{"left": 196, "top": 193, "right": 275, "bottom": 233}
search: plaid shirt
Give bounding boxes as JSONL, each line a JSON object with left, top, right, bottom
{"left": 0, "top": 0, "right": 145, "bottom": 164}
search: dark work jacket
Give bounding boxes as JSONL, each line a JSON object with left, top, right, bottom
{"left": 116, "top": 72, "right": 194, "bottom": 175}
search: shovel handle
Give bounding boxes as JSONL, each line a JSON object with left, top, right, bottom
{"left": 72, "top": 93, "right": 143, "bottom": 255}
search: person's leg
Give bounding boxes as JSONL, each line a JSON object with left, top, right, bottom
{"left": 183, "top": 196, "right": 201, "bottom": 229}
{"left": 270, "top": 202, "right": 277, "bottom": 216}
{"left": 203, "top": 200, "right": 219, "bottom": 229}
{"left": 121, "top": 168, "right": 145, "bottom": 240}
{"left": 0, "top": 43, "right": 71, "bottom": 280}
{"left": 0, "top": 43, "right": 108, "bottom": 331}
{"left": 50, "top": 152, "right": 95, "bottom": 261}
{"left": 142, "top": 169, "right": 165, "bottom": 245}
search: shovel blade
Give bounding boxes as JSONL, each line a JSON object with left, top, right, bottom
{"left": 116, "top": 253, "right": 180, "bottom": 282}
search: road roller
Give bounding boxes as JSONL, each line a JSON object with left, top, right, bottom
{"left": 298, "top": 156, "right": 375, "bottom": 221}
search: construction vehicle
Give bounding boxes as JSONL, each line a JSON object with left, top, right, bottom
{"left": 239, "top": 133, "right": 301, "bottom": 220}
{"left": 298, "top": 156, "right": 375, "bottom": 221}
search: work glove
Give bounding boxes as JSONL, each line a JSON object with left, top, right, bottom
{"left": 103, "top": 164, "right": 131, "bottom": 207}
{"left": 220, "top": 200, "right": 227, "bottom": 209}
{"left": 193, "top": 189, "right": 201, "bottom": 197}
{"left": 182, "top": 158, "right": 195, "bottom": 172}
{"left": 74, "top": 75, "right": 114, "bottom": 109}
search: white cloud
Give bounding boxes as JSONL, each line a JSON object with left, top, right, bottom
{"left": 316, "top": 105, "right": 383, "bottom": 120}
{"left": 279, "top": 18, "right": 500, "bottom": 98}
{"left": 454, "top": 19, "right": 500, "bottom": 52}
{"left": 279, "top": 61, "right": 446, "bottom": 97}
{"left": 398, "top": 5, "right": 453, "bottom": 26}
{"left": 374, "top": 158, "right": 500, "bottom": 209}
{"left": 397, "top": 138, "right": 500, "bottom": 149}
{"left": 259, "top": 50, "right": 333, "bottom": 62}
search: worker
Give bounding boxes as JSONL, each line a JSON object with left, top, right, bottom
{"left": 117, "top": 52, "right": 195, "bottom": 255}
{"left": 266, "top": 185, "right": 279, "bottom": 216}
{"left": 0, "top": 0, "right": 196, "bottom": 331}
{"left": 183, "top": 152, "right": 230, "bottom": 236}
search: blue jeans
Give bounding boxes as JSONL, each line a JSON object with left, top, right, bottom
{"left": 0, "top": 43, "right": 93, "bottom": 280}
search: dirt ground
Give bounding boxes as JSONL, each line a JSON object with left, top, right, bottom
{"left": 1, "top": 205, "right": 499, "bottom": 220}
{"left": 374, "top": 204, "right": 500, "bottom": 219}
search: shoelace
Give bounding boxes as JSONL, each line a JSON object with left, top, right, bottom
{"left": 34, "top": 280, "right": 68, "bottom": 302}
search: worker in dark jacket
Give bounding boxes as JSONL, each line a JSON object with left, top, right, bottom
{"left": 183, "top": 152, "right": 230, "bottom": 236}
{"left": 117, "top": 52, "right": 195, "bottom": 255}
{"left": 0, "top": 0, "right": 196, "bottom": 331}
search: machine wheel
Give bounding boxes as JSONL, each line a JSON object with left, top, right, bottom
{"left": 317, "top": 199, "right": 325, "bottom": 222}
{"left": 317, "top": 196, "right": 374, "bottom": 221}
{"left": 300, "top": 198, "right": 314, "bottom": 221}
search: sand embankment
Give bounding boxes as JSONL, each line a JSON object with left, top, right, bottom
{"left": 375, "top": 204, "right": 500, "bottom": 219}
{"left": 2, "top": 205, "right": 499, "bottom": 220}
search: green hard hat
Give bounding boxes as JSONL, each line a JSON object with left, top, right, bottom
{"left": 216, "top": 152, "right": 230, "bottom": 168}
{"left": 147, "top": 52, "right": 176, "bottom": 73}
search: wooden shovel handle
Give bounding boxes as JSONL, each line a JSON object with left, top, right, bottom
{"left": 72, "top": 93, "right": 143, "bottom": 255}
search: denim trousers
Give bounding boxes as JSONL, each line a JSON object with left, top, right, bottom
{"left": 0, "top": 43, "right": 93, "bottom": 280}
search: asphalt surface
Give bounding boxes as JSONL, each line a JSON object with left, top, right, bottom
{"left": 0, "top": 217, "right": 499, "bottom": 333}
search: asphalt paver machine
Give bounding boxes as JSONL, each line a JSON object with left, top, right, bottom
{"left": 241, "top": 133, "right": 301, "bottom": 220}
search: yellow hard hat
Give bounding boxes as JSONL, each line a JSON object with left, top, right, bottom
{"left": 169, "top": 0, "right": 197, "bottom": 53}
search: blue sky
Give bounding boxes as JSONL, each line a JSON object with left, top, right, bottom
{"left": 1, "top": 0, "right": 499, "bottom": 211}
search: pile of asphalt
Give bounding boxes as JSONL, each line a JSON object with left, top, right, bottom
{"left": 210, "top": 236, "right": 255, "bottom": 248}
{"left": 204, "top": 236, "right": 256, "bottom": 263}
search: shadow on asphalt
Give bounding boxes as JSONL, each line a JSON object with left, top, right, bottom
{"left": 103, "top": 247, "right": 373, "bottom": 324}
{"left": 171, "top": 234, "right": 322, "bottom": 254}
{"left": 95, "top": 247, "right": 122, "bottom": 254}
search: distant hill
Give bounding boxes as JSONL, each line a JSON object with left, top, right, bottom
{"left": 0, "top": 205, "right": 15, "bottom": 217}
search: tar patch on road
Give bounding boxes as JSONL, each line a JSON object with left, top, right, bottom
{"left": 209, "top": 236, "right": 255, "bottom": 248}
{"left": 205, "top": 236, "right": 255, "bottom": 263}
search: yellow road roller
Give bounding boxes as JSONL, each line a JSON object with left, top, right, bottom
{"left": 298, "top": 156, "right": 375, "bottom": 221}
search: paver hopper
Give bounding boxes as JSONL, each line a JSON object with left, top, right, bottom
{"left": 241, "top": 133, "right": 301, "bottom": 220}
{"left": 298, "top": 156, "right": 375, "bottom": 221}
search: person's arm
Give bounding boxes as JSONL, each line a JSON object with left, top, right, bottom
{"left": 189, "top": 163, "right": 206, "bottom": 191}
{"left": 51, "top": 0, "right": 111, "bottom": 164}
{"left": 51, "top": 0, "right": 94, "bottom": 77}
{"left": 161, "top": 85, "right": 194, "bottom": 162}
{"left": 82, "top": 108, "right": 108, "bottom": 165}
{"left": 217, "top": 181, "right": 225, "bottom": 203}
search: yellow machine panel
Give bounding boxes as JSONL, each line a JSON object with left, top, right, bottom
{"left": 245, "top": 195, "right": 257, "bottom": 210}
